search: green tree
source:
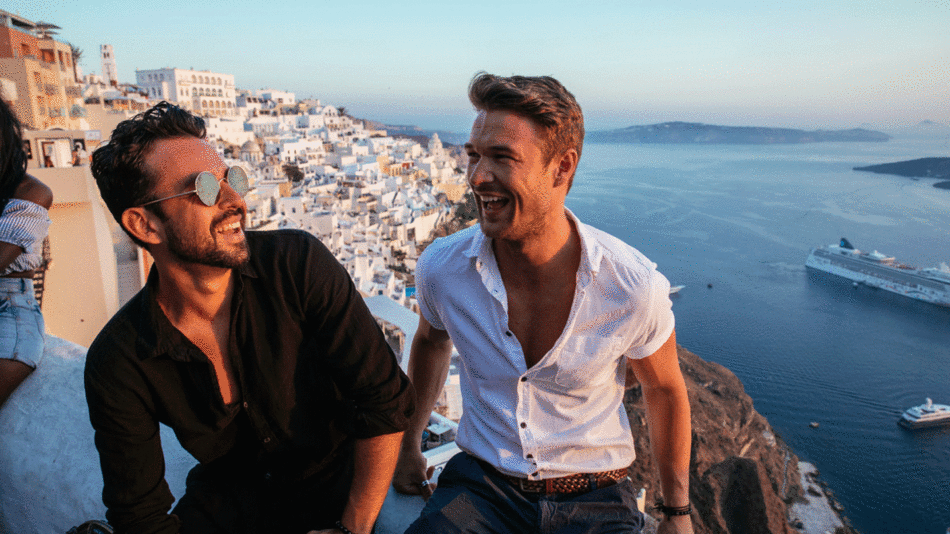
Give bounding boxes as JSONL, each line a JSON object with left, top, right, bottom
{"left": 68, "top": 43, "right": 83, "bottom": 83}
{"left": 283, "top": 163, "right": 304, "bottom": 183}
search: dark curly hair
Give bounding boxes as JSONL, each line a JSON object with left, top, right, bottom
{"left": 468, "top": 72, "right": 584, "bottom": 186}
{"left": 91, "top": 101, "right": 206, "bottom": 246}
{"left": 0, "top": 97, "right": 28, "bottom": 214}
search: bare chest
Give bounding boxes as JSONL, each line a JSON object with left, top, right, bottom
{"left": 177, "top": 320, "right": 238, "bottom": 405}
{"left": 505, "top": 281, "right": 576, "bottom": 369}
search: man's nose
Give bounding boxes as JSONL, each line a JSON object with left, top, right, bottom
{"left": 217, "top": 179, "right": 245, "bottom": 208}
{"left": 468, "top": 159, "right": 494, "bottom": 186}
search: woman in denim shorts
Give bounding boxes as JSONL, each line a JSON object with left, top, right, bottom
{"left": 0, "top": 96, "right": 53, "bottom": 407}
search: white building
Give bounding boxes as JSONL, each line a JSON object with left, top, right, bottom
{"left": 257, "top": 88, "right": 296, "bottom": 107}
{"left": 205, "top": 117, "right": 254, "bottom": 145}
{"left": 100, "top": 44, "right": 118, "bottom": 86}
{"left": 236, "top": 91, "right": 263, "bottom": 117}
{"left": 134, "top": 68, "right": 237, "bottom": 117}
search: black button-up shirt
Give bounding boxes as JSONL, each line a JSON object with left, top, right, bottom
{"left": 85, "top": 230, "right": 414, "bottom": 534}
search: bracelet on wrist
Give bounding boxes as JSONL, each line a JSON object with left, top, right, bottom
{"left": 654, "top": 500, "right": 692, "bottom": 517}
{"left": 335, "top": 520, "right": 357, "bottom": 534}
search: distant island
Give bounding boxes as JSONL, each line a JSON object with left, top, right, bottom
{"left": 588, "top": 121, "right": 891, "bottom": 144}
{"left": 854, "top": 157, "right": 950, "bottom": 190}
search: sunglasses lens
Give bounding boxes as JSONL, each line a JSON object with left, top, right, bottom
{"left": 195, "top": 171, "right": 221, "bottom": 206}
{"left": 228, "top": 166, "right": 249, "bottom": 197}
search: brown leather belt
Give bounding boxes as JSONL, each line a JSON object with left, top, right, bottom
{"left": 498, "top": 467, "right": 630, "bottom": 494}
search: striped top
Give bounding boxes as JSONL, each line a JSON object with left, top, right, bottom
{"left": 0, "top": 199, "right": 51, "bottom": 275}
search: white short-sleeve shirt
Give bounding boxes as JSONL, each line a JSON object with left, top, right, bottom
{"left": 415, "top": 209, "right": 675, "bottom": 479}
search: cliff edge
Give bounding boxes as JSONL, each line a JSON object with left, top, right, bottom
{"left": 626, "top": 345, "right": 856, "bottom": 534}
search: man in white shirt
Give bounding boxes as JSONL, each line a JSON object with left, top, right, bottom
{"left": 393, "top": 73, "right": 693, "bottom": 534}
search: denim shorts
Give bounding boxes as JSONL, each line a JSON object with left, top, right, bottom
{"left": 0, "top": 277, "right": 46, "bottom": 368}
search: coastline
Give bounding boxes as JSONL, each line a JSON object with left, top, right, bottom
{"left": 789, "top": 461, "right": 852, "bottom": 534}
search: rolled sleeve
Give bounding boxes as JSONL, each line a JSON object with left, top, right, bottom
{"left": 0, "top": 200, "right": 50, "bottom": 252}
{"left": 302, "top": 236, "right": 414, "bottom": 438}
{"left": 413, "top": 245, "right": 445, "bottom": 331}
{"left": 624, "top": 267, "right": 675, "bottom": 360}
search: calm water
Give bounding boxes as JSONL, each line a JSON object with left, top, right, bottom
{"left": 567, "top": 139, "right": 950, "bottom": 534}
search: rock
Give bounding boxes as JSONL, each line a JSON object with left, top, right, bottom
{"left": 625, "top": 345, "right": 806, "bottom": 534}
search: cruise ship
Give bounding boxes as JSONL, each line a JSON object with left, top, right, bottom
{"left": 898, "top": 398, "right": 950, "bottom": 429}
{"left": 805, "top": 238, "right": 950, "bottom": 307}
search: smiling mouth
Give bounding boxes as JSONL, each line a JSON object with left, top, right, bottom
{"left": 216, "top": 220, "right": 243, "bottom": 236}
{"left": 479, "top": 195, "right": 509, "bottom": 214}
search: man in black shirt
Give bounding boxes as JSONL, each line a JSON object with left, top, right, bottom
{"left": 86, "top": 102, "right": 413, "bottom": 534}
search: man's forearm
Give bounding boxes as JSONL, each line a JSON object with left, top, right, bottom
{"left": 401, "top": 334, "right": 453, "bottom": 452}
{"left": 339, "top": 431, "right": 404, "bottom": 534}
{"left": 643, "top": 381, "right": 692, "bottom": 507}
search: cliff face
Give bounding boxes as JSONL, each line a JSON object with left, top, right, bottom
{"left": 625, "top": 346, "right": 805, "bottom": 534}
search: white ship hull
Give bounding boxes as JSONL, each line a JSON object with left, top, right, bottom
{"left": 805, "top": 242, "right": 950, "bottom": 307}
{"left": 898, "top": 399, "right": 950, "bottom": 429}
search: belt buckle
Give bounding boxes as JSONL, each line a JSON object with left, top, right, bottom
{"left": 518, "top": 477, "right": 538, "bottom": 493}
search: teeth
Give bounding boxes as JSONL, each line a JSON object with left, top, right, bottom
{"left": 219, "top": 221, "right": 241, "bottom": 232}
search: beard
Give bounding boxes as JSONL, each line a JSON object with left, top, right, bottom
{"left": 163, "top": 209, "right": 250, "bottom": 269}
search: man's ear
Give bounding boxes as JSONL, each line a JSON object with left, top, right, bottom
{"left": 552, "top": 148, "right": 579, "bottom": 189}
{"left": 121, "top": 207, "right": 164, "bottom": 246}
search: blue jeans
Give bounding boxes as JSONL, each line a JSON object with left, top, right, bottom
{"left": 405, "top": 452, "right": 644, "bottom": 534}
{"left": 0, "top": 278, "right": 45, "bottom": 368}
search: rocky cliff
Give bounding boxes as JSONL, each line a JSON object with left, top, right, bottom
{"left": 625, "top": 345, "right": 854, "bottom": 534}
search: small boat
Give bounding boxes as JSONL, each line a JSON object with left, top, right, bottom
{"left": 898, "top": 398, "right": 950, "bottom": 429}
{"left": 669, "top": 285, "right": 685, "bottom": 295}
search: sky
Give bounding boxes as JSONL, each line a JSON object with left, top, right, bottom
{"left": 5, "top": 0, "right": 950, "bottom": 133}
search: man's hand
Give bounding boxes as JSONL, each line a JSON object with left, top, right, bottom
{"left": 657, "top": 514, "right": 694, "bottom": 534}
{"left": 392, "top": 445, "right": 436, "bottom": 499}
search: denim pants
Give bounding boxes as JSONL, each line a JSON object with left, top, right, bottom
{"left": 0, "top": 278, "right": 45, "bottom": 368}
{"left": 405, "top": 452, "right": 645, "bottom": 534}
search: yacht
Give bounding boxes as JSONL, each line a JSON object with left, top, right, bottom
{"left": 898, "top": 398, "right": 950, "bottom": 429}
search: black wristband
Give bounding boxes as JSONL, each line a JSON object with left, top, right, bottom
{"left": 335, "top": 520, "right": 357, "bottom": 534}
{"left": 655, "top": 501, "right": 692, "bottom": 517}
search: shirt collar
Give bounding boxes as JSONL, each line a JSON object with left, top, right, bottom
{"left": 134, "top": 253, "right": 259, "bottom": 361}
{"left": 463, "top": 208, "right": 604, "bottom": 278}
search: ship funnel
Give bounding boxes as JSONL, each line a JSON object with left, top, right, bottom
{"left": 839, "top": 238, "right": 855, "bottom": 249}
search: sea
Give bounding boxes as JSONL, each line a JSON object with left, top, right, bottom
{"left": 564, "top": 138, "right": 950, "bottom": 534}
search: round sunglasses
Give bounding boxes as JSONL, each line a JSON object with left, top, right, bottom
{"left": 139, "top": 166, "right": 250, "bottom": 207}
